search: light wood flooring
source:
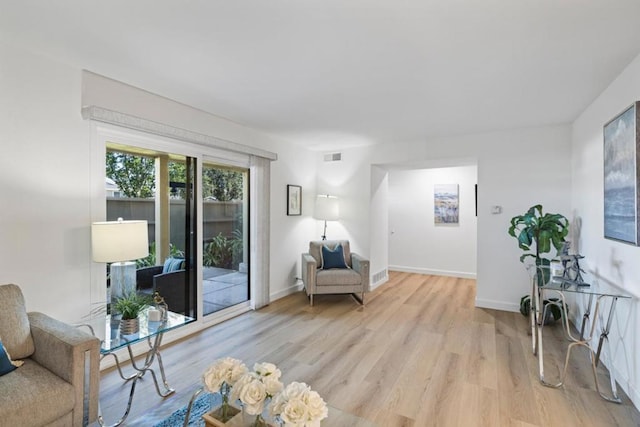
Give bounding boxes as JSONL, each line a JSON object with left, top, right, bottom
{"left": 98, "top": 272, "right": 640, "bottom": 426}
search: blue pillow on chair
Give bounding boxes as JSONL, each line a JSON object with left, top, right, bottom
{"left": 162, "top": 258, "right": 185, "bottom": 274}
{"left": 321, "top": 243, "right": 349, "bottom": 269}
{"left": 0, "top": 340, "right": 20, "bottom": 377}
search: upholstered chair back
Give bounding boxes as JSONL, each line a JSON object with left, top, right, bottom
{"left": 309, "top": 240, "right": 352, "bottom": 268}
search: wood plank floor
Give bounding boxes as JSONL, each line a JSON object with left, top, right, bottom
{"left": 98, "top": 272, "right": 640, "bottom": 426}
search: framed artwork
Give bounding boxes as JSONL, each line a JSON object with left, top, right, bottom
{"left": 287, "top": 185, "right": 302, "bottom": 216}
{"left": 604, "top": 101, "right": 640, "bottom": 245}
{"left": 434, "top": 184, "right": 459, "bottom": 224}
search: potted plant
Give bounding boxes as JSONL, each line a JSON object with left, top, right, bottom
{"left": 113, "top": 291, "right": 152, "bottom": 334}
{"left": 508, "top": 204, "right": 569, "bottom": 323}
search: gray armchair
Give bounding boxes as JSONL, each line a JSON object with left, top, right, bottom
{"left": 301, "top": 240, "right": 370, "bottom": 306}
{"left": 0, "top": 284, "right": 100, "bottom": 427}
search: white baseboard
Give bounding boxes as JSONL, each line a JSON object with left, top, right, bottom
{"left": 475, "top": 297, "right": 519, "bottom": 312}
{"left": 270, "top": 280, "right": 304, "bottom": 301}
{"left": 389, "top": 265, "right": 476, "bottom": 279}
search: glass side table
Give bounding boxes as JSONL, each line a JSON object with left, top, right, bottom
{"left": 99, "top": 308, "right": 195, "bottom": 427}
{"left": 528, "top": 264, "right": 632, "bottom": 403}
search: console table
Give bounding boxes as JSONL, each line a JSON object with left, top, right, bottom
{"left": 98, "top": 308, "right": 194, "bottom": 426}
{"left": 528, "top": 264, "right": 631, "bottom": 402}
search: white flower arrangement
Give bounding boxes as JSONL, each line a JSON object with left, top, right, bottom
{"left": 202, "top": 357, "right": 248, "bottom": 421}
{"left": 231, "top": 362, "right": 284, "bottom": 416}
{"left": 269, "top": 381, "right": 328, "bottom": 427}
{"left": 202, "top": 357, "right": 248, "bottom": 394}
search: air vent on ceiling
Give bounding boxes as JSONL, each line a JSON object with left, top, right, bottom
{"left": 324, "top": 152, "right": 342, "bottom": 162}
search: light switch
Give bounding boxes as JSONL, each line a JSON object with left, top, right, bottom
{"left": 491, "top": 205, "right": 502, "bottom": 214}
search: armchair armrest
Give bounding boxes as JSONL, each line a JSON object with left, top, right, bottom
{"left": 137, "top": 265, "right": 164, "bottom": 291}
{"left": 154, "top": 270, "right": 187, "bottom": 314}
{"left": 301, "top": 253, "right": 317, "bottom": 294}
{"left": 28, "top": 312, "right": 101, "bottom": 426}
{"left": 351, "top": 253, "right": 370, "bottom": 292}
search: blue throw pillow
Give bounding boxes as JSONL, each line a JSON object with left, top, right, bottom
{"left": 321, "top": 244, "right": 349, "bottom": 269}
{"left": 162, "top": 258, "right": 184, "bottom": 273}
{"left": 0, "top": 340, "right": 18, "bottom": 377}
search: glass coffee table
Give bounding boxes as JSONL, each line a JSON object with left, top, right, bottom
{"left": 98, "top": 308, "right": 195, "bottom": 427}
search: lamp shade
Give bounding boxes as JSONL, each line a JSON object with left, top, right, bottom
{"left": 315, "top": 195, "right": 339, "bottom": 221}
{"left": 91, "top": 218, "right": 149, "bottom": 263}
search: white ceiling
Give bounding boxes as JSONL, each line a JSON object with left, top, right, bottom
{"left": 2, "top": 1, "right": 640, "bottom": 151}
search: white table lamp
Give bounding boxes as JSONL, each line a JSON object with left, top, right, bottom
{"left": 315, "top": 195, "right": 339, "bottom": 240}
{"left": 92, "top": 218, "right": 149, "bottom": 310}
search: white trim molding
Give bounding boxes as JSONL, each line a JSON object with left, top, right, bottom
{"left": 81, "top": 105, "right": 277, "bottom": 161}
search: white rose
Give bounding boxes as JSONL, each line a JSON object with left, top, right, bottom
{"left": 230, "top": 373, "right": 252, "bottom": 403}
{"left": 254, "top": 362, "right": 282, "bottom": 380}
{"left": 203, "top": 365, "right": 223, "bottom": 392}
{"left": 264, "top": 376, "right": 284, "bottom": 396}
{"left": 281, "top": 398, "right": 309, "bottom": 426}
{"left": 238, "top": 378, "right": 267, "bottom": 415}
{"left": 281, "top": 382, "right": 309, "bottom": 401}
{"left": 305, "top": 391, "right": 328, "bottom": 421}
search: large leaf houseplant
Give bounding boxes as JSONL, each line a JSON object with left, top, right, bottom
{"left": 508, "top": 204, "right": 569, "bottom": 322}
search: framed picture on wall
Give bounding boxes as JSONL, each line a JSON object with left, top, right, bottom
{"left": 604, "top": 101, "right": 640, "bottom": 245}
{"left": 287, "top": 185, "right": 302, "bottom": 216}
{"left": 434, "top": 183, "right": 459, "bottom": 224}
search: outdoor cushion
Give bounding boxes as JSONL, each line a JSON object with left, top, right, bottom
{"left": 0, "top": 284, "right": 34, "bottom": 359}
{"left": 162, "top": 257, "right": 184, "bottom": 273}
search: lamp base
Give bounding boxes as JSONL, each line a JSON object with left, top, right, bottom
{"left": 110, "top": 261, "right": 137, "bottom": 310}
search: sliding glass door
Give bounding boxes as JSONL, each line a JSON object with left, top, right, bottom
{"left": 105, "top": 145, "right": 197, "bottom": 316}
{"left": 201, "top": 162, "right": 250, "bottom": 316}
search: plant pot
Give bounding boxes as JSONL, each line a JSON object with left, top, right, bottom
{"left": 120, "top": 317, "right": 140, "bottom": 335}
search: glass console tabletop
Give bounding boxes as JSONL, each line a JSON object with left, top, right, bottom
{"left": 102, "top": 308, "right": 195, "bottom": 353}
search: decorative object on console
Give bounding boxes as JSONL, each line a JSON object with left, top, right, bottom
{"left": 91, "top": 217, "right": 149, "bottom": 312}
{"left": 509, "top": 205, "right": 570, "bottom": 323}
{"left": 314, "top": 195, "right": 339, "bottom": 240}
{"left": 286, "top": 185, "right": 302, "bottom": 216}
{"left": 434, "top": 184, "right": 459, "bottom": 224}
{"left": 113, "top": 291, "right": 153, "bottom": 335}
{"left": 604, "top": 101, "right": 640, "bottom": 245}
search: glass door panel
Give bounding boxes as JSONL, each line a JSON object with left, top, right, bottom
{"left": 106, "top": 145, "right": 197, "bottom": 317}
{"left": 202, "top": 163, "right": 249, "bottom": 315}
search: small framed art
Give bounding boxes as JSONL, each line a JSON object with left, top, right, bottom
{"left": 287, "top": 185, "right": 302, "bottom": 216}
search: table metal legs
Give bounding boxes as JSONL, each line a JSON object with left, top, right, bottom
{"left": 534, "top": 285, "right": 622, "bottom": 403}
{"left": 98, "top": 333, "right": 176, "bottom": 427}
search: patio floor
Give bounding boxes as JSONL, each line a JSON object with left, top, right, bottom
{"left": 202, "top": 267, "right": 248, "bottom": 315}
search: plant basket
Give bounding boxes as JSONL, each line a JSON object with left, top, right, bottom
{"left": 119, "top": 317, "right": 140, "bottom": 335}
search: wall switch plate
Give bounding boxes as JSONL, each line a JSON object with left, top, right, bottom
{"left": 491, "top": 205, "right": 502, "bottom": 214}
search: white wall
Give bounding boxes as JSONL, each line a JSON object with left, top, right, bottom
{"left": 572, "top": 51, "right": 640, "bottom": 407}
{"left": 388, "top": 165, "right": 477, "bottom": 278}
{"left": 317, "top": 125, "right": 572, "bottom": 312}
{"left": 0, "top": 41, "right": 315, "bottom": 325}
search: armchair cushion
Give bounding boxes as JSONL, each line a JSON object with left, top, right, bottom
{"left": 321, "top": 243, "right": 349, "bottom": 269}
{"left": 0, "top": 284, "right": 34, "bottom": 359}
